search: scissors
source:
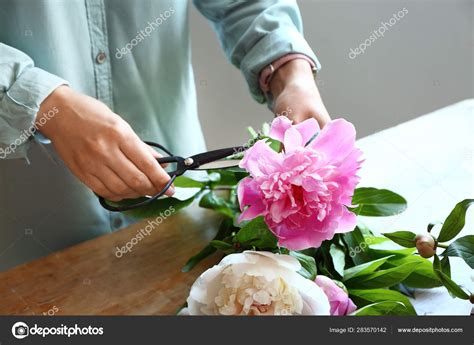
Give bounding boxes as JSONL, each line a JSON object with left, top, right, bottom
{"left": 97, "top": 141, "right": 245, "bottom": 212}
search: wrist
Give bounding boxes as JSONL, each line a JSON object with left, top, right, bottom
{"left": 269, "top": 59, "right": 316, "bottom": 99}
{"left": 36, "top": 85, "right": 71, "bottom": 139}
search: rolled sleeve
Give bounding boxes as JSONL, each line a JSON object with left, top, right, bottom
{"left": 239, "top": 26, "right": 320, "bottom": 103}
{"left": 0, "top": 43, "right": 68, "bottom": 159}
{"left": 193, "top": 0, "right": 320, "bottom": 103}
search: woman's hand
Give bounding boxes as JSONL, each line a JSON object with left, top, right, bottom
{"left": 37, "top": 86, "right": 173, "bottom": 202}
{"left": 269, "top": 59, "right": 331, "bottom": 128}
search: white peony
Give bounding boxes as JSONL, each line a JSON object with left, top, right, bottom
{"left": 180, "top": 251, "right": 330, "bottom": 315}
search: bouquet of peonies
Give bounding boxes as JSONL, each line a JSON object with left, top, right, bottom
{"left": 117, "top": 117, "right": 473, "bottom": 316}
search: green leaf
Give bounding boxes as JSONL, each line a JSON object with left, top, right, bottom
{"left": 314, "top": 243, "right": 335, "bottom": 278}
{"left": 427, "top": 221, "right": 442, "bottom": 233}
{"left": 382, "top": 231, "right": 417, "bottom": 248}
{"left": 343, "top": 257, "right": 393, "bottom": 281}
{"left": 349, "top": 289, "right": 416, "bottom": 315}
{"left": 207, "top": 172, "right": 221, "bottom": 182}
{"left": 182, "top": 244, "right": 216, "bottom": 273}
{"left": 440, "top": 256, "right": 451, "bottom": 277}
{"left": 350, "top": 187, "right": 407, "bottom": 217}
{"left": 266, "top": 138, "right": 282, "bottom": 153}
{"left": 383, "top": 255, "right": 441, "bottom": 289}
{"left": 329, "top": 244, "right": 346, "bottom": 277}
{"left": 175, "top": 301, "right": 188, "bottom": 315}
{"left": 199, "top": 191, "right": 235, "bottom": 218}
{"left": 442, "top": 235, "right": 474, "bottom": 268}
{"left": 247, "top": 126, "right": 259, "bottom": 139}
{"left": 345, "top": 261, "right": 421, "bottom": 289}
{"left": 234, "top": 217, "right": 277, "bottom": 249}
{"left": 437, "top": 199, "right": 474, "bottom": 242}
{"left": 433, "top": 255, "right": 470, "bottom": 299}
{"left": 118, "top": 188, "right": 201, "bottom": 218}
{"left": 210, "top": 240, "right": 234, "bottom": 251}
{"left": 261, "top": 122, "right": 271, "bottom": 136}
{"left": 173, "top": 176, "right": 205, "bottom": 188}
{"left": 391, "top": 283, "right": 416, "bottom": 298}
{"left": 362, "top": 235, "right": 388, "bottom": 246}
{"left": 289, "top": 251, "right": 317, "bottom": 281}
{"left": 353, "top": 301, "right": 411, "bottom": 316}
{"left": 211, "top": 169, "right": 247, "bottom": 186}
{"left": 342, "top": 227, "right": 372, "bottom": 265}
{"left": 182, "top": 218, "right": 235, "bottom": 272}
{"left": 368, "top": 246, "right": 416, "bottom": 260}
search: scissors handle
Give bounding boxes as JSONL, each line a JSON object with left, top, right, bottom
{"left": 98, "top": 175, "right": 177, "bottom": 212}
{"left": 157, "top": 156, "right": 180, "bottom": 164}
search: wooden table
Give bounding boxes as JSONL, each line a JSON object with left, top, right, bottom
{"left": 0, "top": 207, "right": 222, "bottom": 315}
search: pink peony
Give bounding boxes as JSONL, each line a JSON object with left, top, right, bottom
{"left": 237, "top": 117, "right": 362, "bottom": 250}
{"left": 315, "top": 275, "right": 357, "bottom": 316}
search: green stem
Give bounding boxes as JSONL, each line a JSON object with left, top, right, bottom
{"left": 212, "top": 186, "right": 235, "bottom": 191}
{"left": 437, "top": 243, "right": 449, "bottom": 249}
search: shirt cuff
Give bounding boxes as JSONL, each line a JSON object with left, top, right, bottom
{"left": 239, "top": 26, "right": 321, "bottom": 104}
{"left": 0, "top": 67, "right": 68, "bottom": 159}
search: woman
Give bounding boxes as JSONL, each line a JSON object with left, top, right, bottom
{"left": 0, "top": 0, "right": 330, "bottom": 270}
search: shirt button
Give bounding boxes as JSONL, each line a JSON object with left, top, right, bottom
{"left": 113, "top": 217, "right": 123, "bottom": 229}
{"left": 96, "top": 52, "right": 107, "bottom": 64}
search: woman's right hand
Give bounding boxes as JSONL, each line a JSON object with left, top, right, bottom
{"left": 36, "top": 86, "right": 174, "bottom": 202}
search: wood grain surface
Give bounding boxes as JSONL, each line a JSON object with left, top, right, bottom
{"left": 0, "top": 206, "right": 223, "bottom": 315}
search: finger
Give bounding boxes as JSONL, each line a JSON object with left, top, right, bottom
{"left": 146, "top": 145, "right": 168, "bottom": 168}
{"left": 96, "top": 165, "right": 142, "bottom": 200}
{"left": 66, "top": 161, "right": 123, "bottom": 201}
{"left": 120, "top": 137, "right": 175, "bottom": 197}
{"left": 107, "top": 149, "right": 159, "bottom": 196}
{"left": 85, "top": 173, "right": 122, "bottom": 202}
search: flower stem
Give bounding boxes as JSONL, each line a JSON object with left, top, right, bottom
{"left": 437, "top": 243, "right": 449, "bottom": 249}
{"left": 204, "top": 185, "right": 236, "bottom": 191}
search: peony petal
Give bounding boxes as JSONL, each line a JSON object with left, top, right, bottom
{"left": 334, "top": 207, "right": 357, "bottom": 233}
{"left": 239, "top": 140, "right": 281, "bottom": 177}
{"left": 246, "top": 251, "right": 301, "bottom": 271}
{"left": 273, "top": 222, "right": 323, "bottom": 250}
{"left": 269, "top": 116, "right": 292, "bottom": 142}
{"left": 296, "top": 277, "right": 331, "bottom": 315}
{"left": 309, "top": 119, "right": 357, "bottom": 164}
{"left": 187, "top": 264, "right": 226, "bottom": 314}
{"left": 315, "top": 275, "right": 356, "bottom": 315}
{"left": 346, "top": 298, "right": 358, "bottom": 315}
{"left": 274, "top": 216, "right": 337, "bottom": 250}
{"left": 237, "top": 178, "right": 266, "bottom": 221}
{"left": 283, "top": 127, "right": 303, "bottom": 152}
{"left": 294, "top": 118, "right": 320, "bottom": 145}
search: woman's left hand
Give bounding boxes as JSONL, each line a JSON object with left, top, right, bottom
{"left": 269, "top": 59, "right": 331, "bottom": 128}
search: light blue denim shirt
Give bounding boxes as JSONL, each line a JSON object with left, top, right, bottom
{"left": 0, "top": 0, "right": 319, "bottom": 270}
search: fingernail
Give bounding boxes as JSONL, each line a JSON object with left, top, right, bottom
{"left": 166, "top": 184, "right": 175, "bottom": 196}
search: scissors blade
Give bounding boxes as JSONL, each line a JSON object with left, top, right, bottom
{"left": 188, "top": 146, "right": 245, "bottom": 169}
{"left": 194, "top": 159, "right": 241, "bottom": 170}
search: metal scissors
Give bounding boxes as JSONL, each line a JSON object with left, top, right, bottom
{"left": 98, "top": 141, "right": 245, "bottom": 212}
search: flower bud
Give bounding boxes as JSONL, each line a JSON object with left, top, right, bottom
{"left": 415, "top": 234, "right": 436, "bottom": 258}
